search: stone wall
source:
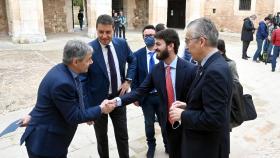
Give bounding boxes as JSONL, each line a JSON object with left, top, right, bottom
{"left": 131, "top": 0, "right": 148, "bottom": 29}
{"left": 204, "top": 0, "right": 275, "bottom": 33}
{"left": 43, "top": 0, "right": 68, "bottom": 33}
{"left": 0, "top": 0, "right": 8, "bottom": 35}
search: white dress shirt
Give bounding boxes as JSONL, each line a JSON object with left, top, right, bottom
{"left": 99, "top": 41, "right": 121, "bottom": 94}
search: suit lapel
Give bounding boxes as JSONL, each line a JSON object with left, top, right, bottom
{"left": 186, "top": 52, "right": 220, "bottom": 100}
{"left": 93, "top": 40, "right": 109, "bottom": 79}
{"left": 158, "top": 62, "right": 167, "bottom": 101}
{"left": 112, "top": 39, "right": 122, "bottom": 72}
{"left": 175, "top": 58, "right": 184, "bottom": 100}
{"left": 141, "top": 48, "right": 148, "bottom": 75}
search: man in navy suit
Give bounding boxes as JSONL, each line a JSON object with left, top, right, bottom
{"left": 86, "top": 14, "right": 136, "bottom": 158}
{"left": 132, "top": 25, "right": 168, "bottom": 157}
{"left": 20, "top": 40, "right": 116, "bottom": 158}
{"left": 170, "top": 18, "right": 233, "bottom": 158}
{"left": 113, "top": 29, "right": 196, "bottom": 158}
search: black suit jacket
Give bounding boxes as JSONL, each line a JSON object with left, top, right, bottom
{"left": 121, "top": 57, "right": 196, "bottom": 130}
{"left": 181, "top": 53, "right": 233, "bottom": 158}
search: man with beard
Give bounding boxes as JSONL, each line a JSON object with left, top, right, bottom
{"left": 131, "top": 25, "right": 168, "bottom": 158}
{"left": 111, "top": 29, "right": 197, "bottom": 158}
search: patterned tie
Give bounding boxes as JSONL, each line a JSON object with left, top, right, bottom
{"left": 75, "top": 76, "right": 85, "bottom": 110}
{"left": 148, "top": 52, "right": 155, "bottom": 73}
{"left": 106, "top": 45, "right": 118, "bottom": 96}
{"left": 166, "top": 66, "right": 175, "bottom": 124}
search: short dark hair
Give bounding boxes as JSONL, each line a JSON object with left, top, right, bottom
{"left": 142, "top": 25, "right": 156, "bottom": 36}
{"left": 217, "top": 39, "right": 226, "bottom": 53}
{"left": 155, "top": 29, "right": 180, "bottom": 54}
{"left": 155, "top": 23, "right": 165, "bottom": 32}
{"left": 264, "top": 17, "right": 270, "bottom": 21}
{"left": 96, "top": 14, "right": 114, "bottom": 28}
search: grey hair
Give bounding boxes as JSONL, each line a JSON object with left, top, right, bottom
{"left": 63, "top": 40, "right": 93, "bottom": 65}
{"left": 187, "top": 18, "right": 219, "bottom": 47}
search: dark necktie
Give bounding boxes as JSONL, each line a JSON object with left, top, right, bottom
{"left": 75, "top": 76, "right": 85, "bottom": 110}
{"left": 189, "top": 65, "right": 203, "bottom": 92}
{"left": 166, "top": 66, "right": 175, "bottom": 124}
{"left": 106, "top": 45, "right": 118, "bottom": 96}
{"left": 148, "top": 52, "right": 155, "bottom": 73}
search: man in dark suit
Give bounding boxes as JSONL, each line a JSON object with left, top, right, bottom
{"left": 241, "top": 15, "right": 256, "bottom": 60}
{"left": 20, "top": 40, "right": 116, "bottom": 158}
{"left": 86, "top": 14, "right": 136, "bottom": 158}
{"left": 132, "top": 25, "right": 168, "bottom": 157}
{"left": 113, "top": 29, "right": 196, "bottom": 158}
{"left": 170, "top": 18, "right": 233, "bottom": 158}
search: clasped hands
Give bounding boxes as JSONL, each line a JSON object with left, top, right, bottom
{"left": 169, "top": 101, "right": 187, "bottom": 123}
{"left": 99, "top": 99, "right": 117, "bottom": 114}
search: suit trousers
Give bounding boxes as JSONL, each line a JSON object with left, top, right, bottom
{"left": 27, "top": 148, "right": 66, "bottom": 158}
{"left": 94, "top": 105, "right": 129, "bottom": 158}
{"left": 242, "top": 41, "right": 251, "bottom": 58}
{"left": 166, "top": 122, "right": 182, "bottom": 158}
{"left": 141, "top": 93, "right": 168, "bottom": 149}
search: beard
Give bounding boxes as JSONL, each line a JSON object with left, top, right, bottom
{"left": 156, "top": 48, "right": 169, "bottom": 60}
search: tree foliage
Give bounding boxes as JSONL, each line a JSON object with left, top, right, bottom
{"left": 73, "top": 0, "right": 83, "bottom": 7}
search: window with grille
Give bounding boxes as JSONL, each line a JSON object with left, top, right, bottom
{"left": 239, "top": 0, "right": 251, "bottom": 10}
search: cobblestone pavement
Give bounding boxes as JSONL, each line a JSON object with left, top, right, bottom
{"left": 0, "top": 29, "right": 280, "bottom": 158}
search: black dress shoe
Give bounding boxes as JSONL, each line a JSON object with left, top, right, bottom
{"left": 242, "top": 57, "right": 248, "bottom": 60}
{"left": 246, "top": 56, "right": 251, "bottom": 58}
{"left": 146, "top": 148, "right": 155, "bottom": 158}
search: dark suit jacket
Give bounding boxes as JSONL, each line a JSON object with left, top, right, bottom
{"left": 86, "top": 38, "right": 136, "bottom": 106}
{"left": 131, "top": 46, "right": 152, "bottom": 104}
{"left": 181, "top": 53, "right": 233, "bottom": 158}
{"left": 20, "top": 63, "right": 102, "bottom": 157}
{"left": 121, "top": 57, "right": 196, "bottom": 130}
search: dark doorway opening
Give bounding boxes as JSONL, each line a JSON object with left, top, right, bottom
{"left": 112, "top": 0, "right": 123, "bottom": 14}
{"left": 167, "top": 0, "right": 186, "bottom": 28}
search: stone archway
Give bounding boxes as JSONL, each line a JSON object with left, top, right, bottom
{"left": 0, "top": 0, "right": 8, "bottom": 36}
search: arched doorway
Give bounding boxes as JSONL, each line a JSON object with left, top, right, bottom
{"left": 0, "top": 0, "right": 8, "bottom": 36}
{"left": 167, "top": 0, "right": 186, "bottom": 28}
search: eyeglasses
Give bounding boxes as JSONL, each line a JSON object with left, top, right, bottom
{"left": 172, "top": 121, "right": 181, "bottom": 129}
{"left": 185, "top": 37, "right": 200, "bottom": 44}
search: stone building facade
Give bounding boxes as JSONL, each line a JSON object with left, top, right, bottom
{"left": 0, "top": 0, "right": 279, "bottom": 43}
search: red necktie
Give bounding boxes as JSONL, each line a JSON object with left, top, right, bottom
{"left": 166, "top": 66, "right": 175, "bottom": 124}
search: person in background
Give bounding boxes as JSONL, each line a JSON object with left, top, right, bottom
{"left": 253, "top": 17, "right": 270, "bottom": 62}
{"left": 217, "top": 39, "right": 239, "bottom": 81}
{"left": 271, "top": 25, "right": 280, "bottom": 72}
{"left": 78, "top": 10, "right": 84, "bottom": 30}
{"left": 155, "top": 23, "right": 166, "bottom": 32}
{"left": 119, "top": 11, "right": 127, "bottom": 39}
{"left": 113, "top": 12, "right": 120, "bottom": 38}
{"left": 241, "top": 15, "right": 256, "bottom": 60}
{"left": 20, "top": 40, "right": 115, "bottom": 158}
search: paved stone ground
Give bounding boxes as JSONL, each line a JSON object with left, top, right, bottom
{"left": 0, "top": 29, "right": 280, "bottom": 158}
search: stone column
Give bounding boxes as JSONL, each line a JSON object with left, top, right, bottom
{"left": 274, "top": 0, "right": 280, "bottom": 14}
{"left": 185, "top": 0, "right": 205, "bottom": 26}
{"left": 6, "top": 0, "right": 46, "bottom": 43}
{"left": 123, "top": 0, "right": 135, "bottom": 29}
{"left": 87, "top": 0, "right": 111, "bottom": 38}
{"left": 148, "top": 0, "right": 168, "bottom": 25}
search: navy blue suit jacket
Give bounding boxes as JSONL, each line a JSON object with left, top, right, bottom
{"left": 86, "top": 38, "right": 136, "bottom": 106}
{"left": 181, "top": 53, "right": 233, "bottom": 158}
{"left": 121, "top": 57, "right": 196, "bottom": 129}
{"left": 20, "top": 63, "right": 102, "bottom": 157}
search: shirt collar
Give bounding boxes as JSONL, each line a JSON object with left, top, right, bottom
{"left": 99, "top": 41, "right": 113, "bottom": 49}
{"left": 146, "top": 47, "right": 155, "bottom": 55}
{"left": 68, "top": 67, "right": 79, "bottom": 79}
{"left": 164, "top": 56, "right": 178, "bottom": 69}
{"left": 200, "top": 49, "right": 218, "bottom": 67}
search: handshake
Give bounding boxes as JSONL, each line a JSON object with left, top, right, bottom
{"left": 99, "top": 99, "right": 118, "bottom": 114}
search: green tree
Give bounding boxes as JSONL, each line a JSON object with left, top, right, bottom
{"left": 73, "top": 0, "right": 83, "bottom": 8}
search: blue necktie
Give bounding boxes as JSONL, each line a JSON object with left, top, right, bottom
{"left": 106, "top": 45, "right": 118, "bottom": 96}
{"left": 75, "top": 76, "right": 85, "bottom": 110}
{"left": 148, "top": 52, "right": 155, "bottom": 73}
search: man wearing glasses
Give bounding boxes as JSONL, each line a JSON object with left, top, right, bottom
{"left": 169, "top": 18, "right": 233, "bottom": 158}
{"left": 112, "top": 29, "right": 197, "bottom": 158}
